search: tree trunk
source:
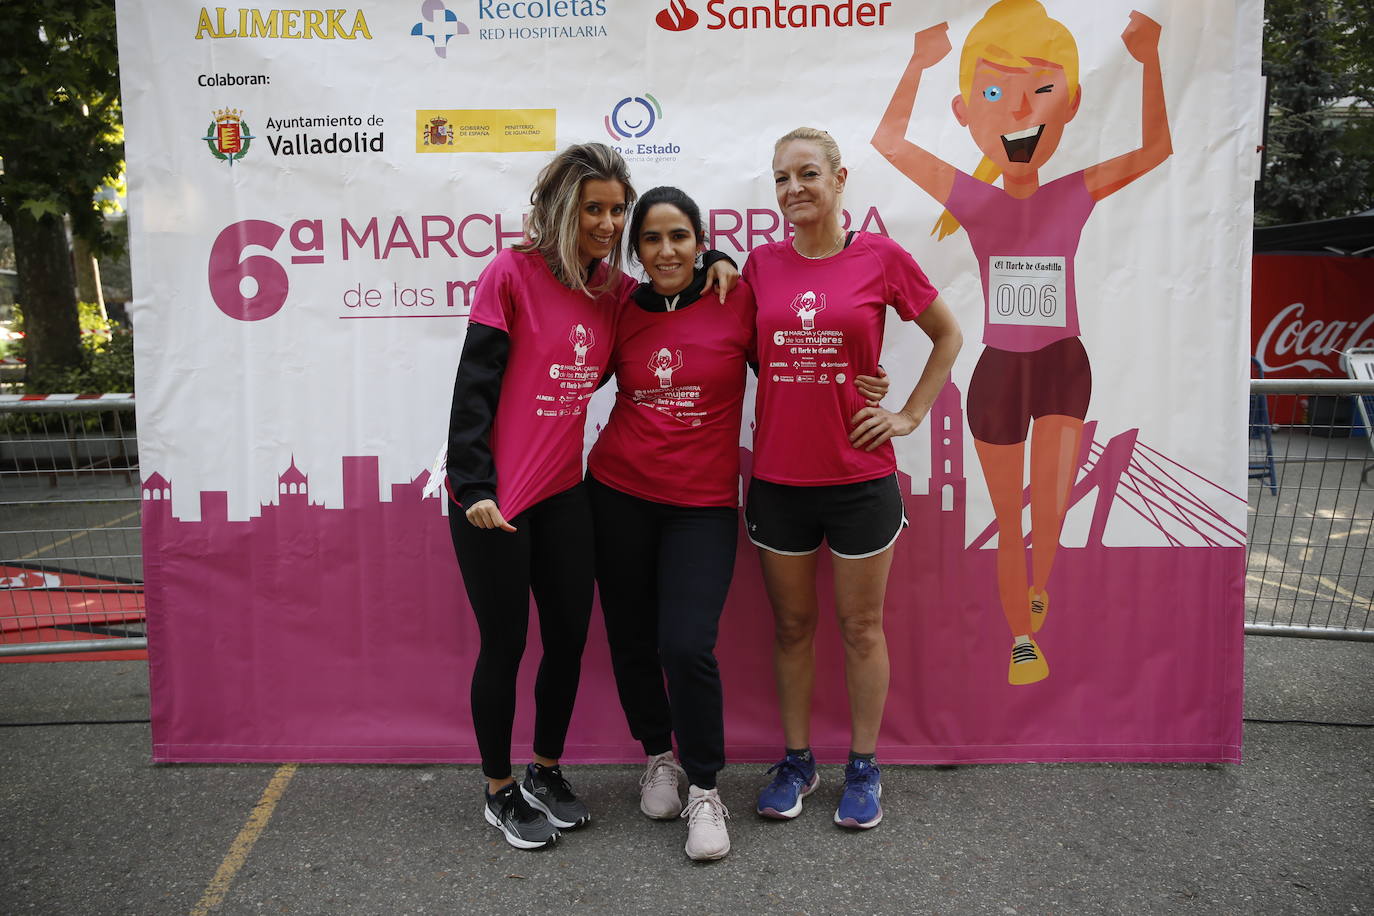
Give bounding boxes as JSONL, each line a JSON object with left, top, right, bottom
{"left": 72, "top": 234, "right": 106, "bottom": 314}
{"left": 12, "top": 208, "right": 83, "bottom": 382}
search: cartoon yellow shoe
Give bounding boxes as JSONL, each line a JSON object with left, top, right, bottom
{"left": 1008, "top": 638, "right": 1049, "bottom": 686}
{"left": 1028, "top": 587, "right": 1050, "bottom": 633}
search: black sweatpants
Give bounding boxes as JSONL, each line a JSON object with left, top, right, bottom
{"left": 448, "top": 483, "right": 594, "bottom": 780}
{"left": 587, "top": 475, "right": 737, "bottom": 789}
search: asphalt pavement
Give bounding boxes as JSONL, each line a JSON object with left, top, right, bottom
{"left": 2, "top": 635, "right": 1371, "bottom": 915}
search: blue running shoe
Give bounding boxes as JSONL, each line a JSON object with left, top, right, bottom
{"left": 756, "top": 752, "right": 819, "bottom": 819}
{"left": 833, "top": 758, "right": 882, "bottom": 829}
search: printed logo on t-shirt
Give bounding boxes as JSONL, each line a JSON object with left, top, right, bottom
{"left": 631, "top": 345, "right": 704, "bottom": 426}
{"left": 768, "top": 288, "right": 848, "bottom": 386}
{"left": 987, "top": 256, "right": 1066, "bottom": 328}
{"left": 568, "top": 323, "right": 596, "bottom": 365}
{"left": 538, "top": 323, "right": 601, "bottom": 418}
{"left": 648, "top": 347, "right": 684, "bottom": 387}
{"left": 792, "top": 290, "right": 826, "bottom": 330}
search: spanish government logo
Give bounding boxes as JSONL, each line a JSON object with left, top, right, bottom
{"left": 203, "top": 108, "right": 255, "bottom": 165}
{"left": 423, "top": 116, "right": 455, "bottom": 147}
{"left": 604, "top": 95, "right": 661, "bottom": 141}
{"left": 411, "top": 0, "right": 469, "bottom": 58}
{"left": 656, "top": 1, "right": 698, "bottom": 30}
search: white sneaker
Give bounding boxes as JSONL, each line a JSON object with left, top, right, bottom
{"left": 639, "top": 751, "right": 685, "bottom": 819}
{"left": 682, "top": 785, "right": 730, "bottom": 861}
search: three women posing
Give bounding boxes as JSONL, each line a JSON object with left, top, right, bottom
{"left": 447, "top": 129, "right": 962, "bottom": 852}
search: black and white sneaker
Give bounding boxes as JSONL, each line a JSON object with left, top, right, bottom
{"left": 484, "top": 782, "right": 558, "bottom": 850}
{"left": 521, "top": 762, "right": 591, "bottom": 829}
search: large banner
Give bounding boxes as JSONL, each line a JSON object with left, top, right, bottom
{"left": 118, "top": 0, "right": 1260, "bottom": 763}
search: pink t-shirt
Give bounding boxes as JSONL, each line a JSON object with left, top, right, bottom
{"left": 468, "top": 248, "right": 634, "bottom": 519}
{"left": 943, "top": 169, "right": 1095, "bottom": 353}
{"left": 743, "top": 233, "right": 938, "bottom": 486}
{"left": 588, "top": 283, "right": 757, "bottom": 508}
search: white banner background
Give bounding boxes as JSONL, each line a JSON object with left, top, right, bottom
{"left": 121, "top": 0, "right": 1259, "bottom": 526}
{"left": 117, "top": 0, "right": 1261, "bottom": 763}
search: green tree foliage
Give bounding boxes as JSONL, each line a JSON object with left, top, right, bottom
{"left": 1258, "top": 0, "right": 1373, "bottom": 225}
{"left": 1329, "top": 0, "right": 1374, "bottom": 212}
{"left": 0, "top": 1, "right": 123, "bottom": 386}
{"left": 7, "top": 301, "right": 134, "bottom": 394}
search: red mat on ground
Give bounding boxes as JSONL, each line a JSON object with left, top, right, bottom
{"left": 1, "top": 565, "right": 147, "bottom": 663}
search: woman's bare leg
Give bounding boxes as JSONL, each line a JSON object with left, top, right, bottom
{"left": 758, "top": 549, "right": 821, "bottom": 749}
{"left": 832, "top": 546, "right": 896, "bottom": 755}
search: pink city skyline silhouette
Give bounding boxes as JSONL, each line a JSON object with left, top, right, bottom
{"left": 142, "top": 383, "right": 1243, "bottom": 765}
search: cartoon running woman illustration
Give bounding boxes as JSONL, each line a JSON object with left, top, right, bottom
{"left": 569, "top": 323, "right": 596, "bottom": 366}
{"left": 871, "top": 0, "right": 1171, "bottom": 685}
{"left": 647, "top": 347, "right": 685, "bottom": 388}
{"left": 791, "top": 290, "right": 827, "bottom": 331}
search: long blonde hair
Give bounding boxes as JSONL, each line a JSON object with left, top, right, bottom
{"left": 518, "top": 143, "right": 636, "bottom": 294}
{"left": 934, "top": 0, "right": 1079, "bottom": 240}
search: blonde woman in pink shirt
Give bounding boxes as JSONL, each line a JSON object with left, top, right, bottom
{"left": 446, "top": 143, "right": 637, "bottom": 850}
{"left": 743, "top": 127, "right": 962, "bottom": 829}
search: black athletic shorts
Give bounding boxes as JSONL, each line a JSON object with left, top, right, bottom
{"left": 745, "top": 474, "right": 907, "bottom": 559}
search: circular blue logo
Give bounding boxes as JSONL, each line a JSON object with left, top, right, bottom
{"left": 610, "top": 97, "right": 656, "bottom": 139}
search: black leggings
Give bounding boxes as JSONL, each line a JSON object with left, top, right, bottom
{"left": 587, "top": 475, "right": 737, "bottom": 789}
{"left": 448, "top": 483, "right": 594, "bottom": 780}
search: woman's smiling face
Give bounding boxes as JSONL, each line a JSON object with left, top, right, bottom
{"left": 576, "top": 178, "right": 628, "bottom": 265}
{"left": 636, "top": 202, "right": 701, "bottom": 296}
{"left": 954, "top": 58, "right": 1080, "bottom": 177}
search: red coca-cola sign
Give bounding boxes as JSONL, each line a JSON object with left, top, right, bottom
{"left": 1252, "top": 254, "right": 1374, "bottom": 378}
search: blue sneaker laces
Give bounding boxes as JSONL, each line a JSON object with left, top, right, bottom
{"left": 765, "top": 754, "right": 814, "bottom": 787}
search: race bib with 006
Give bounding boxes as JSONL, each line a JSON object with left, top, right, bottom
{"left": 988, "top": 256, "right": 1067, "bottom": 328}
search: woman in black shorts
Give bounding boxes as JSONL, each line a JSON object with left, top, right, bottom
{"left": 742, "top": 127, "right": 962, "bottom": 830}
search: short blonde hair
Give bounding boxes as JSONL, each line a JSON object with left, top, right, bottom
{"left": 774, "top": 127, "right": 843, "bottom": 177}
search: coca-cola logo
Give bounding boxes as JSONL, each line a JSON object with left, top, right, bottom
{"left": 1254, "top": 301, "right": 1374, "bottom": 375}
{"left": 655, "top": 1, "right": 698, "bottom": 30}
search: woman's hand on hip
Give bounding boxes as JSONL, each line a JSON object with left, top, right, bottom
{"left": 849, "top": 405, "right": 922, "bottom": 451}
{"left": 465, "top": 499, "right": 517, "bottom": 532}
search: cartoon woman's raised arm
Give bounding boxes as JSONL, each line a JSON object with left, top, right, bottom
{"left": 872, "top": 23, "right": 959, "bottom": 206}
{"left": 1083, "top": 11, "right": 1172, "bottom": 201}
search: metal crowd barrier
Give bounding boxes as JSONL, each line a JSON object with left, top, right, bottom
{"left": 1247, "top": 379, "right": 1374, "bottom": 640}
{"left": 1, "top": 382, "right": 1371, "bottom": 657}
{"left": 0, "top": 395, "right": 145, "bottom": 657}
